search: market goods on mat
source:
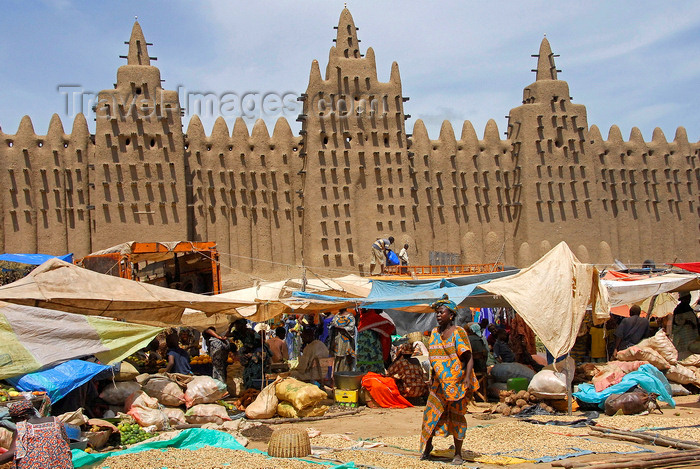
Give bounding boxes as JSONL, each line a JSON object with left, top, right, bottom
{"left": 117, "top": 421, "right": 154, "bottom": 446}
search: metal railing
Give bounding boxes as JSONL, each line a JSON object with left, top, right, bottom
{"left": 384, "top": 263, "right": 504, "bottom": 276}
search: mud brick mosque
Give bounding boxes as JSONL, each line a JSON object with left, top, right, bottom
{"left": 0, "top": 9, "right": 698, "bottom": 276}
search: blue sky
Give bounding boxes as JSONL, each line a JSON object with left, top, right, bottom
{"left": 1, "top": 1, "right": 699, "bottom": 142}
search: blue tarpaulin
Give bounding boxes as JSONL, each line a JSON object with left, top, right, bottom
{"left": 573, "top": 364, "right": 675, "bottom": 409}
{"left": 7, "top": 359, "right": 110, "bottom": 403}
{"left": 0, "top": 253, "right": 73, "bottom": 265}
{"left": 360, "top": 278, "right": 484, "bottom": 310}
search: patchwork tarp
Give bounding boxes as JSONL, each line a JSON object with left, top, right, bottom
{"left": 0, "top": 302, "right": 162, "bottom": 379}
{"left": 0, "top": 258, "right": 254, "bottom": 325}
{"left": 0, "top": 253, "right": 73, "bottom": 265}
{"left": 481, "top": 242, "right": 609, "bottom": 359}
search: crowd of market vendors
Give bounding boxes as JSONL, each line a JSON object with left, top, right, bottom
{"left": 0, "top": 282, "right": 699, "bottom": 468}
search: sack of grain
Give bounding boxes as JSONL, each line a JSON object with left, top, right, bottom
{"left": 665, "top": 364, "right": 697, "bottom": 385}
{"left": 680, "top": 354, "right": 700, "bottom": 367}
{"left": 142, "top": 376, "right": 185, "bottom": 407}
{"left": 115, "top": 361, "right": 140, "bottom": 381}
{"left": 184, "top": 376, "right": 228, "bottom": 408}
{"left": 125, "top": 391, "right": 169, "bottom": 430}
{"left": 275, "top": 378, "right": 327, "bottom": 410}
{"left": 162, "top": 407, "right": 187, "bottom": 426}
{"left": 245, "top": 379, "right": 279, "bottom": 419}
{"left": 527, "top": 370, "right": 567, "bottom": 399}
{"left": 638, "top": 330, "right": 678, "bottom": 365}
{"left": 99, "top": 381, "right": 141, "bottom": 405}
{"left": 616, "top": 346, "right": 670, "bottom": 370}
{"left": 185, "top": 404, "right": 231, "bottom": 425}
{"left": 276, "top": 401, "right": 329, "bottom": 418}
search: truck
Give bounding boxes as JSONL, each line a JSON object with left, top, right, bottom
{"left": 76, "top": 241, "right": 222, "bottom": 294}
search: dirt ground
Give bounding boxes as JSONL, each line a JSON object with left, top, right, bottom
{"left": 243, "top": 395, "right": 700, "bottom": 468}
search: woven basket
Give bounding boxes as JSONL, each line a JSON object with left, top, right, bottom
{"left": 407, "top": 331, "right": 423, "bottom": 343}
{"left": 267, "top": 427, "right": 311, "bottom": 458}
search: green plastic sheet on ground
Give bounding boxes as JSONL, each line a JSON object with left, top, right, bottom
{"left": 71, "top": 428, "right": 356, "bottom": 468}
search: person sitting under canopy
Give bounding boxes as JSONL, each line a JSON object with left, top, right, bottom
{"left": 290, "top": 328, "right": 330, "bottom": 383}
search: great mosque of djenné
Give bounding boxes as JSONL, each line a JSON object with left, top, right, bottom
{"left": 0, "top": 9, "right": 697, "bottom": 276}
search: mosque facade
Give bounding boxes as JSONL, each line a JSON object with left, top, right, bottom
{"left": 0, "top": 9, "right": 697, "bottom": 275}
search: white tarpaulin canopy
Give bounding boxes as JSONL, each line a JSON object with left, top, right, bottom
{"left": 603, "top": 273, "right": 700, "bottom": 308}
{"left": 481, "top": 242, "right": 609, "bottom": 359}
{"left": 0, "top": 259, "right": 254, "bottom": 325}
{"left": 182, "top": 274, "right": 371, "bottom": 326}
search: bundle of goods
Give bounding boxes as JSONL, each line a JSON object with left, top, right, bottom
{"left": 487, "top": 362, "right": 536, "bottom": 398}
{"left": 604, "top": 390, "right": 661, "bottom": 416}
{"left": 125, "top": 391, "right": 170, "bottom": 430}
{"left": 184, "top": 376, "right": 229, "bottom": 408}
{"left": 242, "top": 377, "right": 330, "bottom": 420}
{"left": 488, "top": 390, "right": 555, "bottom": 416}
{"left": 616, "top": 330, "right": 700, "bottom": 387}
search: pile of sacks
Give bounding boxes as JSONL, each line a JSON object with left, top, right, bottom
{"left": 245, "top": 378, "right": 329, "bottom": 420}
{"left": 98, "top": 371, "right": 230, "bottom": 429}
{"left": 597, "top": 330, "right": 700, "bottom": 393}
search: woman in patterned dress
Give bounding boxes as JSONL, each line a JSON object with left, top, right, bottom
{"left": 330, "top": 308, "right": 357, "bottom": 372}
{"left": 0, "top": 399, "right": 72, "bottom": 469}
{"left": 420, "top": 295, "right": 478, "bottom": 465}
{"left": 356, "top": 309, "right": 396, "bottom": 374}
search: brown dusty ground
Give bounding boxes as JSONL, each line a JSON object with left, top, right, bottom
{"left": 243, "top": 395, "right": 700, "bottom": 468}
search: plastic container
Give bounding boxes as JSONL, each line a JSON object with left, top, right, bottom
{"left": 506, "top": 377, "right": 529, "bottom": 392}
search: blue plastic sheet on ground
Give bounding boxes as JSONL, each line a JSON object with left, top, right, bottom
{"left": 0, "top": 253, "right": 73, "bottom": 265}
{"left": 573, "top": 364, "right": 675, "bottom": 408}
{"left": 72, "top": 428, "right": 356, "bottom": 468}
{"left": 7, "top": 359, "right": 109, "bottom": 403}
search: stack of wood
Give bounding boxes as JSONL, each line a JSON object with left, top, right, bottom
{"left": 488, "top": 390, "right": 555, "bottom": 416}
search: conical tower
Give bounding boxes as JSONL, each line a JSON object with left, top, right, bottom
{"left": 506, "top": 37, "right": 599, "bottom": 264}
{"left": 91, "top": 21, "right": 187, "bottom": 249}
{"left": 297, "top": 8, "right": 413, "bottom": 273}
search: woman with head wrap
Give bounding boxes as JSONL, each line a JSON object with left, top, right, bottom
{"left": 420, "top": 295, "right": 478, "bottom": 465}
{"left": 386, "top": 343, "right": 429, "bottom": 402}
{"left": 0, "top": 397, "right": 72, "bottom": 468}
